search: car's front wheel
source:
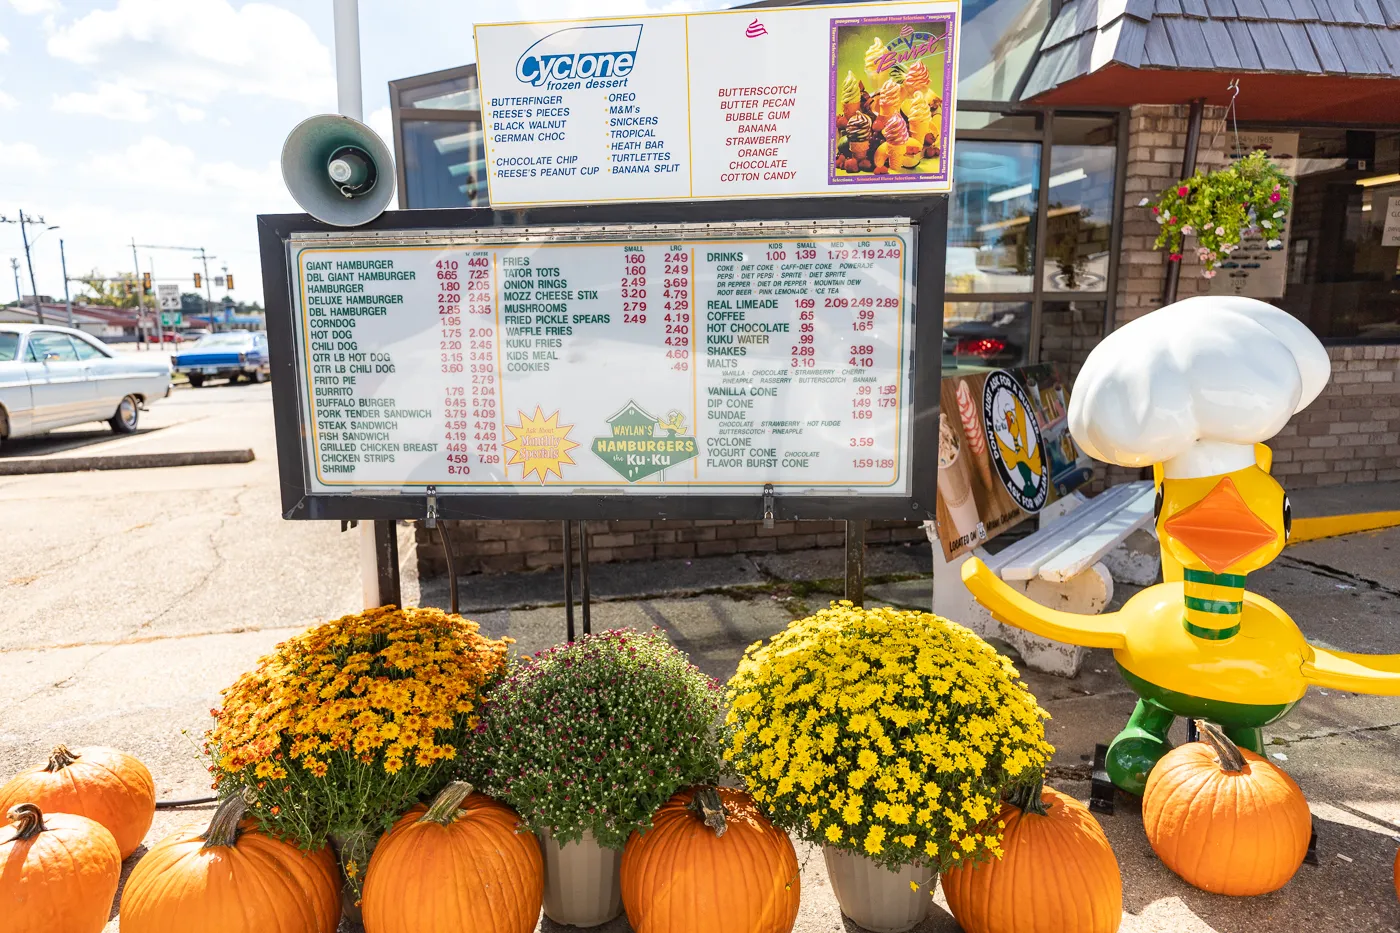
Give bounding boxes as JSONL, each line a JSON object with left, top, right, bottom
{"left": 109, "top": 395, "right": 140, "bottom": 434}
{"left": 187, "top": 374, "right": 204, "bottom": 388}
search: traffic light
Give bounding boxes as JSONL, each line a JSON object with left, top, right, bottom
{"left": 225, "top": 273, "right": 234, "bottom": 290}
{"left": 194, "top": 272, "right": 202, "bottom": 288}
{"left": 142, "top": 272, "right": 152, "bottom": 293}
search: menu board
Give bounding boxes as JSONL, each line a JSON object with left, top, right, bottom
{"left": 472, "top": 2, "right": 959, "bottom": 207}
{"left": 288, "top": 221, "right": 916, "bottom": 497}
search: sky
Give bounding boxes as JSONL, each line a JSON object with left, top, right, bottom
{"left": 0, "top": 0, "right": 731, "bottom": 308}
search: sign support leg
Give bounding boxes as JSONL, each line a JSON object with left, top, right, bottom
{"left": 563, "top": 520, "right": 576, "bottom": 642}
{"left": 580, "top": 520, "right": 592, "bottom": 636}
{"left": 845, "top": 519, "right": 865, "bottom": 607}
{"left": 361, "top": 519, "right": 400, "bottom": 609}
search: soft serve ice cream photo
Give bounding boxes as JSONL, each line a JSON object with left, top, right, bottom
{"left": 829, "top": 13, "right": 953, "bottom": 185}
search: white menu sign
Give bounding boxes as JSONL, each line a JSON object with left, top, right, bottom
{"left": 289, "top": 221, "right": 916, "bottom": 496}
{"left": 473, "top": 2, "right": 959, "bottom": 207}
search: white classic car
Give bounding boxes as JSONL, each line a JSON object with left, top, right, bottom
{"left": 0, "top": 324, "right": 171, "bottom": 446}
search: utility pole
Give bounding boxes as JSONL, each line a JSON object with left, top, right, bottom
{"left": 1, "top": 211, "right": 50, "bottom": 324}
{"left": 59, "top": 239, "right": 73, "bottom": 327}
{"left": 200, "top": 247, "right": 214, "bottom": 331}
{"left": 9, "top": 258, "right": 19, "bottom": 306}
{"left": 148, "top": 256, "right": 163, "bottom": 344}
{"left": 131, "top": 239, "right": 148, "bottom": 348}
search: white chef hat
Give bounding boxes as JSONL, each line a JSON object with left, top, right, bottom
{"left": 1067, "top": 296, "right": 1331, "bottom": 479}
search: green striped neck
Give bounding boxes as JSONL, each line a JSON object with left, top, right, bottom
{"left": 1182, "top": 568, "right": 1245, "bottom": 640}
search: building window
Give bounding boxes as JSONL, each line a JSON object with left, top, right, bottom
{"left": 1045, "top": 116, "right": 1117, "bottom": 293}
{"left": 401, "top": 74, "right": 480, "bottom": 112}
{"left": 943, "top": 300, "right": 1033, "bottom": 370}
{"left": 1268, "top": 128, "right": 1400, "bottom": 342}
{"left": 957, "top": 0, "right": 1052, "bottom": 103}
{"left": 946, "top": 139, "right": 1041, "bottom": 294}
{"left": 400, "top": 120, "right": 488, "bottom": 209}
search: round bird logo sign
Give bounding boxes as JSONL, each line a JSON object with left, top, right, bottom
{"left": 982, "top": 371, "right": 1049, "bottom": 512}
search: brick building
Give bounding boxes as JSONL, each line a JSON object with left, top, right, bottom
{"left": 392, "top": 1, "right": 1400, "bottom": 576}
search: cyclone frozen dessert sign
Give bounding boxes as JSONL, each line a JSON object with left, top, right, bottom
{"left": 515, "top": 23, "right": 642, "bottom": 91}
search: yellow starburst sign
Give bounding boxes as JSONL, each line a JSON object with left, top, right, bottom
{"left": 502, "top": 406, "right": 580, "bottom": 484}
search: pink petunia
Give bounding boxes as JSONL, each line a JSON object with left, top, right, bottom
{"left": 1177, "top": 185, "right": 1189, "bottom": 197}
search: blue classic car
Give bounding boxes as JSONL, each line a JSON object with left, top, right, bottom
{"left": 174, "top": 332, "right": 270, "bottom": 387}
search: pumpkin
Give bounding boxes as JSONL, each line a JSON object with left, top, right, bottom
{"left": 621, "top": 786, "right": 800, "bottom": 933}
{"left": 0, "top": 802, "right": 121, "bottom": 933}
{"left": 1143, "top": 720, "right": 1310, "bottom": 896}
{"left": 361, "top": 781, "right": 543, "bottom": 933}
{"left": 942, "top": 777, "right": 1122, "bottom": 933}
{"left": 119, "top": 794, "right": 340, "bottom": 933}
{"left": 0, "top": 744, "right": 155, "bottom": 859}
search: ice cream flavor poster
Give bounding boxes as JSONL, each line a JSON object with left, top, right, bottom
{"left": 934, "top": 365, "right": 1095, "bottom": 561}
{"left": 829, "top": 13, "right": 954, "bottom": 187}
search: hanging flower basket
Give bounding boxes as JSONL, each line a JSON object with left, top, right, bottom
{"left": 1143, "top": 150, "right": 1292, "bottom": 277}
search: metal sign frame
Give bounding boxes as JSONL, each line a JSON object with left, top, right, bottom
{"left": 258, "top": 196, "right": 946, "bottom": 523}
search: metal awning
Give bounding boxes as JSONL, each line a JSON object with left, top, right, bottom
{"left": 1021, "top": 0, "right": 1400, "bottom": 121}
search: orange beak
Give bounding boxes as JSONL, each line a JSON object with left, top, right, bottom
{"left": 1162, "top": 476, "right": 1278, "bottom": 573}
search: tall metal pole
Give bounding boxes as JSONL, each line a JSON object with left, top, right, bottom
{"left": 333, "top": 0, "right": 397, "bottom": 610}
{"left": 200, "top": 248, "right": 214, "bottom": 331}
{"left": 20, "top": 211, "right": 43, "bottom": 324}
{"left": 59, "top": 238, "right": 73, "bottom": 327}
{"left": 131, "top": 239, "right": 147, "bottom": 347}
{"left": 9, "top": 258, "right": 19, "bottom": 305}
{"left": 148, "top": 257, "right": 163, "bottom": 345}
{"left": 1162, "top": 97, "right": 1206, "bottom": 307}
{"left": 333, "top": 0, "right": 364, "bottom": 121}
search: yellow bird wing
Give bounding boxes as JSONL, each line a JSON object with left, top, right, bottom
{"left": 960, "top": 557, "right": 1127, "bottom": 650}
{"left": 1301, "top": 646, "right": 1400, "bottom": 695}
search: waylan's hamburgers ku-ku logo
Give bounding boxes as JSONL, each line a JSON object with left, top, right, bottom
{"left": 516, "top": 24, "right": 642, "bottom": 89}
{"left": 982, "top": 371, "right": 1049, "bottom": 512}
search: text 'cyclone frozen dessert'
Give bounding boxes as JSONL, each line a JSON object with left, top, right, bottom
{"left": 875, "top": 112, "right": 908, "bottom": 172}
{"left": 841, "top": 71, "right": 861, "bottom": 118}
{"left": 938, "top": 413, "right": 981, "bottom": 540}
{"left": 864, "top": 36, "right": 885, "bottom": 84}
{"left": 845, "top": 111, "right": 872, "bottom": 160}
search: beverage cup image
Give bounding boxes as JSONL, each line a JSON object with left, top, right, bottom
{"left": 938, "top": 413, "right": 981, "bottom": 541}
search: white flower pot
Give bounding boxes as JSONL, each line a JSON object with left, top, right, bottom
{"left": 540, "top": 828, "right": 624, "bottom": 928}
{"left": 823, "top": 846, "right": 935, "bottom": 933}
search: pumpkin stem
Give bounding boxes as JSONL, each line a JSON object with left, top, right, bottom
{"left": 688, "top": 786, "right": 728, "bottom": 837}
{"left": 7, "top": 804, "right": 46, "bottom": 841}
{"left": 420, "top": 781, "right": 474, "bottom": 826}
{"left": 1005, "top": 774, "right": 1051, "bottom": 817}
{"left": 201, "top": 794, "right": 249, "bottom": 848}
{"left": 45, "top": 745, "right": 80, "bottom": 772}
{"left": 1196, "top": 720, "right": 1247, "bottom": 773}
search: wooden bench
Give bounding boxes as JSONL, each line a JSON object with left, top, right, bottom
{"left": 925, "top": 480, "right": 1158, "bottom": 676}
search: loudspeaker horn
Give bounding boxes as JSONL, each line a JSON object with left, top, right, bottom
{"left": 281, "top": 114, "right": 396, "bottom": 227}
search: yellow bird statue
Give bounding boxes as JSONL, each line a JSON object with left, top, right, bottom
{"left": 960, "top": 296, "right": 1400, "bottom": 794}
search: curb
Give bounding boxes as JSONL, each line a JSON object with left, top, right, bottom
{"left": 1289, "top": 510, "right": 1400, "bottom": 544}
{"left": 0, "top": 449, "right": 256, "bottom": 475}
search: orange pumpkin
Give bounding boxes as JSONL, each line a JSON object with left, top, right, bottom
{"left": 361, "top": 782, "right": 543, "bottom": 933}
{"left": 943, "top": 778, "right": 1122, "bottom": 933}
{"left": 0, "top": 744, "right": 155, "bottom": 859}
{"left": 119, "top": 794, "right": 340, "bottom": 933}
{"left": 621, "top": 787, "right": 800, "bottom": 933}
{"left": 0, "top": 803, "right": 121, "bottom": 933}
{"left": 1143, "top": 720, "right": 1310, "bottom": 896}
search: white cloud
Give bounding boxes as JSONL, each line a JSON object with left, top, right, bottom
{"left": 10, "top": 0, "right": 60, "bottom": 14}
{"left": 53, "top": 81, "right": 153, "bottom": 121}
{"left": 0, "top": 141, "right": 48, "bottom": 173}
{"left": 0, "top": 32, "right": 9, "bottom": 53}
{"left": 174, "top": 103, "right": 204, "bottom": 123}
{"left": 48, "top": 0, "right": 334, "bottom": 108}
{"left": 0, "top": 90, "right": 14, "bottom": 110}
{"left": 79, "top": 136, "right": 287, "bottom": 203}
{"left": 367, "top": 106, "right": 392, "bottom": 148}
